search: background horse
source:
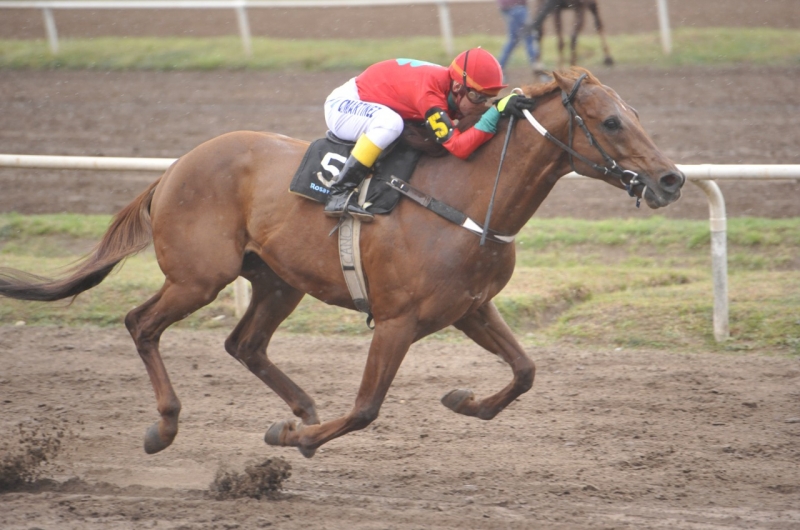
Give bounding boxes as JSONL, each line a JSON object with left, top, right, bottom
{"left": 536, "top": 0, "right": 615, "bottom": 67}
{"left": 0, "top": 68, "right": 682, "bottom": 458}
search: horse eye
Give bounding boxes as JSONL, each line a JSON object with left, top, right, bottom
{"left": 603, "top": 117, "right": 621, "bottom": 131}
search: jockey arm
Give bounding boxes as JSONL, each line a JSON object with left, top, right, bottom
{"left": 425, "top": 104, "right": 503, "bottom": 160}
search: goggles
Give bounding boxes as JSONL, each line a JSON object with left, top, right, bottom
{"left": 459, "top": 49, "right": 494, "bottom": 105}
{"left": 465, "top": 88, "right": 491, "bottom": 105}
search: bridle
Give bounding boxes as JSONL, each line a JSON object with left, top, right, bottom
{"left": 521, "top": 73, "right": 646, "bottom": 207}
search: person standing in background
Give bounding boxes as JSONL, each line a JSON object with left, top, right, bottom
{"left": 496, "top": 0, "right": 542, "bottom": 80}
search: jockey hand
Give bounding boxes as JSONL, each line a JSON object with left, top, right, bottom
{"left": 494, "top": 94, "right": 536, "bottom": 119}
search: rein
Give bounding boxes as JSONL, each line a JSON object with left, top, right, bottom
{"left": 386, "top": 177, "right": 516, "bottom": 244}
{"left": 480, "top": 115, "right": 515, "bottom": 246}
{"left": 522, "top": 73, "right": 645, "bottom": 207}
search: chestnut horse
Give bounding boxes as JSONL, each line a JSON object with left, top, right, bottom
{"left": 0, "top": 68, "right": 682, "bottom": 458}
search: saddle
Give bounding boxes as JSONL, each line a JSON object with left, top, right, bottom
{"left": 289, "top": 123, "right": 445, "bottom": 215}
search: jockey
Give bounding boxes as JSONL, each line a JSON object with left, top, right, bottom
{"left": 323, "top": 47, "right": 534, "bottom": 221}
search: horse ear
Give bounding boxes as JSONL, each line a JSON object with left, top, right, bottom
{"left": 551, "top": 70, "right": 571, "bottom": 93}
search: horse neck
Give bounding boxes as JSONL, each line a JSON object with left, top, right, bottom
{"left": 462, "top": 92, "right": 576, "bottom": 236}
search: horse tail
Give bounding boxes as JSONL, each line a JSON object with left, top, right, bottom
{"left": 0, "top": 177, "right": 161, "bottom": 302}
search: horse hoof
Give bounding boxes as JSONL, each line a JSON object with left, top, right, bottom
{"left": 143, "top": 422, "right": 173, "bottom": 454}
{"left": 441, "top": 389, "right": 475, "bottom": 414}
{"left": 264, "top": 419, "right": 296, "bottom": 447}
{"left": 298, "top": 445, "right": 317, "bottom": 459}
{"left": 265, "top": 420, "right": 317, "bottom": 457}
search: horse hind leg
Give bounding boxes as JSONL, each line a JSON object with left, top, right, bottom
{"left": 126, "top": 272, "right": 238, "bottom": 454}
{"left": 443, "top": 301, "right": 535, "bottom": 420}
{"left": 589, "top": 2, "right": 614, "bottom": 65}
{"left": 553, "top": 9, "right": 567, "bottom": 68}
{"left": 224, "top": 253, "right": 319, "bottom": 426}
{"left": 570, "top": 5, "right": 587, "bottom": 66}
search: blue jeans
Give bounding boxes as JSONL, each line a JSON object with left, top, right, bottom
{"left": 498, "top": 5, "right": 539, "bottom": 71}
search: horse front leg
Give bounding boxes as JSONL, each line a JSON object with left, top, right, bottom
{"left": 443, "top": 301, "right": 535, "bottom": 420}
{"left": 265, "top": 317, "right": 416, "bottom": 458}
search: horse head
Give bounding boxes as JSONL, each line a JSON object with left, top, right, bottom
{"left": 521, "top": 67, "right": 684, "bottom": 209}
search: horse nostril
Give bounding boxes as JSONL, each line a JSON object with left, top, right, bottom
{"left": 659, "top": 171, "right": 685, "bottom": 191}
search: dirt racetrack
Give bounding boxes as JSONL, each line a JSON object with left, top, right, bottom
{"left": 2, "top": 326, "right": 800, "bottom": 529}
{"left": 2, "top": 1, "right": 800, "bottom": 528}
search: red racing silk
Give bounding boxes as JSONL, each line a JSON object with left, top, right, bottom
{"left": 355, "top": 58, "right": 499, "bottom": 160}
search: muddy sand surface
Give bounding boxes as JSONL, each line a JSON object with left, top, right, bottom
{"left": 1, "top": 325, "right": 799, "bottom": 529}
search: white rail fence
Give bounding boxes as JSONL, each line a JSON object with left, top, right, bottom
{"left": 1, "top": 0, "right": 674, "bottom": 57}
{"left": 2, "top": 153, "right": 798, "bottom": 342}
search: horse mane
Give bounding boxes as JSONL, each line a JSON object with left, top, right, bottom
{"left": 401, "top": 115, "right": 484, "bottom": 157}
{"left": 400, "top": 121, "right": 449, "bottom": 157}
{"left": 519, "top": 67, "right": 600, "bottom": 98}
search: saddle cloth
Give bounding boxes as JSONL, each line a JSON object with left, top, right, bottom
{"left": 289, "top": 133, "right": 422, "bottom": 215}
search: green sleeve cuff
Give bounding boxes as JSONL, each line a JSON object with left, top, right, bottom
{"left": 474, "top": 106, "right": 501, "bottom": 134}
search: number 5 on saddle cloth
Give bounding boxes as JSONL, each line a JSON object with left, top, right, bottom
{"left": 289, "top": 132, "right": 423, "bottom": 215}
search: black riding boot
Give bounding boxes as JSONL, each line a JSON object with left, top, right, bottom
{"left": 324, "top": 155, "right": 374, "bottom": 222}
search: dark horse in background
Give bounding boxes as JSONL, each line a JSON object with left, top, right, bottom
{"left": 533, "top": 0, "right": 615, "bottom": 68}
{"left": 0, "top": 68, "right": 682, "bottom": 458}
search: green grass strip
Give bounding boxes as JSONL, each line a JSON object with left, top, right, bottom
{"left": 1, "top": 214, "right": 798, "bottom": 355}
{"left": 1, "top": 28, "right": 799, "bottom": 70}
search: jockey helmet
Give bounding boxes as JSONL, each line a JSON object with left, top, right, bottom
{"left": 448, "top": 48, "right": 507, "bottom": 94}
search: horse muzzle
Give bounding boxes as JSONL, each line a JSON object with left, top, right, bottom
{"left": 638, "top": 169, "right": 685, "bottom": 209}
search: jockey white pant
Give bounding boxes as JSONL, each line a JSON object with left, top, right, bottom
{"left": 324, "top": 78, "right": 405, "bottom": 151}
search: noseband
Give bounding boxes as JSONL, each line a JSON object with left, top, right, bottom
{"left": 522, "top": 73, "right": 645, "bottom": 207}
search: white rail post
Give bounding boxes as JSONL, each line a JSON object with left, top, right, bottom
{"left": 656, "top": 0, "right": 672, "bottom": 54}
{"left": 42, "top": 7, "right": 59, "bottom": 54}
{"left": 691, "top": 179, "right": 729, "bottom": 342}
{"left": 436, "top": 0, "right": 454, "bottom": 57}
{"left": 234, "top": 2, "right": 252, "bottom": 57}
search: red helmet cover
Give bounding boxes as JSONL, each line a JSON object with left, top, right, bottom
{"left": 448, "top": 48, "right": 507, "bottom": 93}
